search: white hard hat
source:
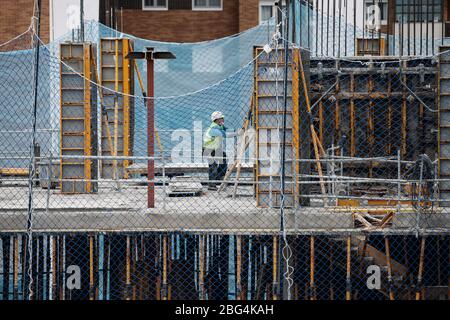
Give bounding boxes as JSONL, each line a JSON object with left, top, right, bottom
{"left": 211, "top": 111, "right": 224, "bottom": 122}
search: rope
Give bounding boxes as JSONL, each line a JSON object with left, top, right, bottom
{"left": 0, "top": 27, "right": 32, "bottom": 49}
{"left": 37, "top": 34, "right": 266, "bottom": 101}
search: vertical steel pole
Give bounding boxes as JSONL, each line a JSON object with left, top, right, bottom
{"left": 327, "top": 0, "right": 330, "bottom": 55}
{"left": 408, "top": 0, "right": 411, "bottom": 56}
{"left": 344, "top": 0, "right": 347, "bottom": 56}
{"left": 432, "top": 0, "right": 435, "bottom": 55}
{"left": 345, "top": 236, "right": 351, "bottom": 300}
{"left": 414, "top": 0, "right": 417, "bottom": 55}
{"left": 426, "top": 0, "right": 429, "bottom": 55}
{"left": 146, "top": 49, "right": 155, "bottom": 208}
{"left": 332, "top": 0, "right": 336, "bottom": 56}
{"left": 441, "top": 0, "right": 444, "bottom": 45}
{"left": 89, "top": 235, "right": 95, "bottom": 300}
{"left": 316, "top": 0, "right": 319, "bottom": 56}
{"left": 80, "top": 0, "right": 84, "bottom": 42}
{"left": 308, "top": 0, "right": 311, "bottom": 48}
{"left": 338, "top": 0, "right": 341, "bottom": 58}
{"left": 420, "top": 0, "right": 423, "bottom": 55}
{"left": 321, "top": 0, "right": 324, "bottom": 56}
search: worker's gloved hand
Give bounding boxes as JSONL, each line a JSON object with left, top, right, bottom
{"left": 226, "top": 128, "right": 244, "bottom": 138}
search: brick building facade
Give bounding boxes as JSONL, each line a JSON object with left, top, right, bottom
{"left": 100, "top": 0, "right": 260, "bottom": 42}
{"left": 0, "top": 0, "right": 50, "bottom": 45}
{"left": 2, "top": 1, "right": 450, "bottom": 46}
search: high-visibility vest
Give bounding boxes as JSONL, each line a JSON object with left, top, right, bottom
{"left": 203, "top": 122, "right": 225, "bottom": 150}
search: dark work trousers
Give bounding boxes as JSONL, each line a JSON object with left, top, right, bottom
{"left": 203, "top": 148, "right": 227, "bottom": 186}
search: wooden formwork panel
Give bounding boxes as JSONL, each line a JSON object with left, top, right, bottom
{"left": 99, "top": 38, "right": 134, "bottom": 179}
{"left": 60, "top": 43, "right": 98, "bottom": 194}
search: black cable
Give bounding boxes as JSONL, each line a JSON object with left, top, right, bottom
{"left": 26, "top": 0, "right": 42, "bottom": 301}
{"left": 278, "top": 0, "right": 291, "bottom": 300}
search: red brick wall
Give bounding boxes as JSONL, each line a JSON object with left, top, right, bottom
{"left": 121, "top": 0, "right": 259, "bottom": 43}
{"left": 239, "top": 0, "right": 259, "bottom": 32}
{"left": 0, "top": 0, "right": 49, "bottom": 46}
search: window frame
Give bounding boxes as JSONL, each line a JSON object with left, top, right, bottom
{"left": 395, "top": 0, "right": 442, "bottom": 23}
{"left": 192, "top": 0, "right": 223, "bottom": 11}
{"left": 258, "top": 0, "right": 286, "bottom": 24}
{"left": 259, "top": 1, "right": 276, "bottom": 24}
{"left": 142, "top": 0, "right": 169, "bottom": 11}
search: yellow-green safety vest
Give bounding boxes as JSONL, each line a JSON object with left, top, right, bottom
{"left": 203, "top": 122, "right": 225, "bottom": 150}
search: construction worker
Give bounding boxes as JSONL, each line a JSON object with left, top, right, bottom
{"left": 203, "top": 111, "right": 239, "bottom": 191}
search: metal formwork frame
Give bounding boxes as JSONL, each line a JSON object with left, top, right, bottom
{"left": 254, "top": 46, "right": 295, "bottom": 208}
{"left": 292, "top": 48, "right": 300, "bottom": 204}
{"left": 99, "top": 38, "right": 134, "bottom": 179}
{"left": 59, "top": 43, "right": 96, "bottom": 194}
{"left": 83, "top": 45, "right": 93, "bottom": 192}
{"left": 438, "top": 46, "right": 450, "bottom": 206}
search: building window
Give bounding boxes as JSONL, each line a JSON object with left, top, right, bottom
{"left": 259, "top": 0, "right": 285, "bottom": 25}
{"left": 396, "top": 0, "right": 442, "bottom": 22}
{"left": 364, "top": 0, "right": 388, "bottom": 26}
{"left": 260, "top": 4, "right": 274, "bottom": 23}
{"left": 142, "top": 0, "right": 168, "bottom": 10}
{"left": 192, "top": 0, "right": 223, "bottom": 11}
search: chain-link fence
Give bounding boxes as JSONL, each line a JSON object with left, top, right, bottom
{"left": 0, "top": 1, "right": 449, "bottom": 301}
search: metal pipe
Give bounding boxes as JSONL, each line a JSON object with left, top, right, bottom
{"left": 309, "top": 236, "right": 316, "bottom": 300}
{"left": 333, "top": 0, "right": 336, "bottom": 56}
{"left": 426, "top": 0, "right": 429, "bottom": 55}
{"left": 408, "top": 0, "right": 411, "bottom": 56}
{"left": 371, "top": 0, "right": 375, "bottom": 55}
{"left": 146, "top": 48, "right": 155, "bottom": 208}
{"left": 385, "top": 236, "right": 395, "bottom": 300}
{"left": 198, "top": 235, "right": 205, "bottom": 300}
{"left": 51, "top": 236, "right": 56, "bottom": 300}
{"left": 162, "top": 234, "right": 168, "bottom": 300}
{"left": 414, "top": 0, "right": 417, "bottom": 55}
{"left": 441, "top": 0, "right": 444, "bottom": 45}
{"left": 89, "top": 235, "right": 95, "bottom": 300}
{"left": 415, "top": 236, "right": 426, "bottom": 300}
{"left": 353, "top": 0, "right": 356, "bottom": 56}
{"left": 400, "top": 0, "right": 404, "bottom": 57}
{"left": 80, "top": 0, "right": 84, "bottom": 42}
{"left": 236, "top": 235, "right": 242, "bottom": 300}
{"left": 316, "top": 0, "right": 319, "bottom": 56}
{"left": 420, "top": 0, "right": 423, "bottom": 55}
{"left": 308, "top": 0, "right": 311, "bottom": 48}
{"left": 338, "top": 0, "right": 342, "bottom": 58}
{"left": 299, "top": 0, "right": 303, "bottom": 46}
{"left": 272, "top": 235, "right": 278, "bottom": 300}
{"left": 327, "top": 0, "right": 330, "bottom": 56}
{"left": 13, "top": 236, "right": 19, "bottom": 300}
{"left": 432, "top": 0, "right": 435, "bottom": 55}
{"left": 321, "top": 0, "right": 324, "bottom": 56}
{"left": 345, "top": 236, "right": 351, "bottom": 300}
{"left": 125, "top": 236, "right": 131, "bottom": 300}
